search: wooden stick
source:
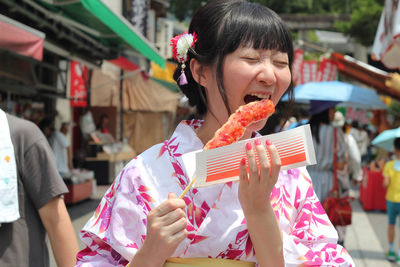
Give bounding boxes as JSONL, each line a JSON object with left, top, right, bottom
{"left": 179, "top": 176, "right": 196, "bottom": 199}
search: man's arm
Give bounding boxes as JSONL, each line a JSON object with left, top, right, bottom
{"left": 38, "top": 196, "right": 79, "bottom": 267}
{"left": 67, "top": 145, "right": 73, "bottom": 171}
{"left": 383, "top": 174, "right": 390, "bottom": 188}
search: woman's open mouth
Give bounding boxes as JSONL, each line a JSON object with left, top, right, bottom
{"left": 243, "top": 93, "right": 271, "bottom": 104}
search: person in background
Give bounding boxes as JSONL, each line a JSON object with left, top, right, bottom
{"left": 383, "top": 137, "right": 400, "bottom": 263}
{"left": 39, "top": 116, "right": 56, "bottom": 141}
{"left": 0, "top": 109, "right": 78, "bottom": 267}
{"left": 332, "top": 111, "right": 362, "bottom": 246}
{"left": 349, "top": 120, "right": 369, "bottom": 164}
{"left": 307, "top": 101, "right": 346, "bottom": 203}
{"left": 75, "top": 1, "right": 354, "bottom": 266}
{"left": 51, "top": 122, "right": 74, "bottom": 177}
{"left": 287, "top": 107, "right": 310, "bottom": 130}
{"left": 96, "top": 113, "right": 110, "bottom": 134}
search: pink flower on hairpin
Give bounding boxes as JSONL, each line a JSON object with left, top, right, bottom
{"left": 170, "top": 31, "right": 197, "bottom": 63}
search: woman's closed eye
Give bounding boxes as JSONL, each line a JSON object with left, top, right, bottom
{"left": 274, "top": 60, "right": 289, "bottom": 67}
{"left": 242, "top": 56, "right": 259, "bottom": 62}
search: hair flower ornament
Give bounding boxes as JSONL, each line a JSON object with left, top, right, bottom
{"left": 170, "top": 31, "right": 197, "bottom": 85}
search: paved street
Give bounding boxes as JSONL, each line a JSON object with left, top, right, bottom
{"left": 49, "top": 185, "right": 397, "bottom": 266}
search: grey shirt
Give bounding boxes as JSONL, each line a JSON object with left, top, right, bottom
{"left": 0, "top": 114, "right": 68, "bottom": 267}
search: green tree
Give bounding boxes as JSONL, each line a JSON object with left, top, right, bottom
{"left": 334, "top": 0, "right": 384, "bottom": 46}
{"left": 169, "top": 0, "right": 384, "bottom": 47}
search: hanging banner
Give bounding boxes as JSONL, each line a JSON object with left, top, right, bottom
{"left": 123, "top": 0, "right": 148, "bottom": 37}
{"left": 372, "top": 0, "right": 400, "bottom": 69}
{"left": 292, "top": 49, "right": 304, "bottom": 85}
{"left": 70, "top": 61, "right": 88, "bottom": 107}
{"left": 316, "top": 58, "right": 338, "bottom": 82}
{"left": 300, "top": 60, "right": 318, "bottom": 85}
{"left": 345, "top": 107, "right": 370, "bottom": 125}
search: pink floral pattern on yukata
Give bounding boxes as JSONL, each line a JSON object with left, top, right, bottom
{"left": 75, "top": 120, "right": 354, "bottom": 267}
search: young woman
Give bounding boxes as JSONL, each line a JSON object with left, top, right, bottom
{"left": 76, "top": 1, "right": 354, "bottom": 266}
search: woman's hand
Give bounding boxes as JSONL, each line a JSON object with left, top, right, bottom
{"left": 131, "top": 192, "right": 188, "bottom": 267}
{"left": 238, "top": 139, "right": 284, "bottom": 267}
{"left": 238, "top": 139, "right": 281, "bottom": 215}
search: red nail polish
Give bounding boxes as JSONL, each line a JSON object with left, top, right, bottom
{"left": 246, "top": 142, "right": 252, "bottom": 150}
{"left": 254, "top": 139, "right": 261, "bottom": 146}
{"left": 266, "top": 139, "right": 272, "bottom": 146}
{"left": 240, "top": 158, "right": 246, "bottom": 165}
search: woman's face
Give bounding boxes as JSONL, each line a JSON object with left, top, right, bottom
{"left": 329, "top": 107, "right": 335, "bottom": 122}
{"left": 205, "top": 46, "right": 291, "bottom": 132}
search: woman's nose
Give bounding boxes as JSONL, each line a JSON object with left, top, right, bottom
{"left": 256, "top": 62, "right": 276, "bottom": 85}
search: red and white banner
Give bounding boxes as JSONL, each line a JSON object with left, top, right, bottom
{"left": 316, "top": 58, "right": 338, "bottom": 82}
{"left": 0, "top": 14, "right": 45, "bottom": 61}
{"left": 292, "top": 49, "right": 338, "bottom": 85}
{"left": 292, "top": 49, "right": 304, "bottom": 85}
{"left": 300, "top": 60, "right": 318, "bottom": 84}
{"left": 345, "top": 107, "right": 370, "bottom": 125}
{"left": 372, "top": 0, "right": 400, "bottom": 69}
{"left": 70, "top": 61, "right": 88, "bottom": 107}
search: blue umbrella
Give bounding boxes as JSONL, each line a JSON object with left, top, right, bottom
{"left": 371, "top": 127, "right": 400, "bottom": 152}
{"left": 281, "top": 81, "right": 387, "bottom": 110}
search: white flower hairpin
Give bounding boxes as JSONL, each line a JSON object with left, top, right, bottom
{"left": 170, "top": 31, "right": 197, "bottom": 85}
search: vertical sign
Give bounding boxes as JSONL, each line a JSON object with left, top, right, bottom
{"left": 300, "top": 60, "right": 318, "bottom": 84}
{"left": 316, "top": 58, "right": 338, "bottom": 82}
{"left": 70, "top": 61, "right": 88, "bottom": 107}
{"left": 124, "top": 0, "right": 148, "bottom": 37}
{"left": 292, "top": 49, "right": 304, "bottom": 85}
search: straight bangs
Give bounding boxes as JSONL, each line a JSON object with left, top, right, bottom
{"left": 220, "top": 3, "right": 293, "bottom": 64}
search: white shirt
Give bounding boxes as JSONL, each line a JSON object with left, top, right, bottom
{"left": 50, "top": 131, "right": 70, "bottom": 176}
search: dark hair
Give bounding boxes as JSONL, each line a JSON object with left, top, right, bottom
{"left": 309, "top": 109, "right": 330, "bottom": 144}
{"left": 394, "top": 138, "right": 400, "bottom": 151}
{"left": 299, "top": 108, "right": 310, "bottom": 118}
{"left": 351, "top": 120, "right": 359, "bottom": 129}
{"left": 96, "top": 114, "right": 109, "bottom": 130}
{"left": 173, "top": 0, "right": 294, "bottom": 118}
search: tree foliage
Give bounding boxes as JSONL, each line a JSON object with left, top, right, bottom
{"left": 169, "top": 0, "right": 385, "bottom": 46}
{"left": 334, "top": 0, "right": 384, "bottom": 46}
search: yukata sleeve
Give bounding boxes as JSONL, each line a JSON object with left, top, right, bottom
{"left": 282, "top": 170, "right": 355, "bottom": 266}
{"left": 336, "top": 127, "right": 346, "bottom": 163}
{"left": 75, "top": 161, "right": 151, "bottom": 266}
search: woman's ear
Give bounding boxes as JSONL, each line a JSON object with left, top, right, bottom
{"left": 190, "top": 58, "right": 210, "bottom": 87}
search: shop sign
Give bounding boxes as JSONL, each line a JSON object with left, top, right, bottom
{"left": 70, "top": 61, "right": 87, "bottom": 107}
{"left": 316, "top": 58, "right": 338, "bottom": 82}
{"left": 292, "top": 49, "right": 338, "bottom": 85}
{"left": 292, "top": 49, "right": 304, "bottom": 85}
{"left": 300, "top": 60, "right": 318, "bottom": 84}
{"left": 345, "top": 106, "right": 370, "bottom": 125}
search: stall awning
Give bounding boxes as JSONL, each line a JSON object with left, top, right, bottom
{"left": 330, "top": 52, "right": 400, "bottom": 101}
{"left": 108, "top": 56, "right": 140, "bottom": 71}
{"left": 39, "top": 0, "right": 165, "bottom": 68}
{"left": 151, "top": 61, "right": 179, "bottom": 93}
{"left": 0, "top": 14, "right": 45, "bottom": 61}
{"left": 123, "top": 72, "right": 179, "bottom": 113}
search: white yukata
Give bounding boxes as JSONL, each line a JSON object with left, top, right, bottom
{"left": 76, "top": 120, "right": 354, "bottom": 266}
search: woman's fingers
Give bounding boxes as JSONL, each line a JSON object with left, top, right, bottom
{"left": 245, "top": 142, "right": 258, "bottom": 186}
{"left": 166, "top": 216, "right": 188, "bottom": 235}
{"left": 155, "top": 196, "right": 186, "bottom": 217}
{"left": 265, "top": 139, "right": 281, "bottom": 181}
{"left": 161, "top": 207, "right": 186, "bottom": 226}
{"left": 239, "top": 157, "right": 248, "bottom": 181}
{"left": 255, "top": 139, "right": 270, "bottom": 184}
{"left": 170, "top": 228, "right": 188, "bottom": 244}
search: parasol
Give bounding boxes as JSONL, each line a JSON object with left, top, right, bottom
{"left": 371, "top": 127, "right": 400, "bottom": 152}
{"left": 281, "top": 81, "right": 387, "bottom": 110}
